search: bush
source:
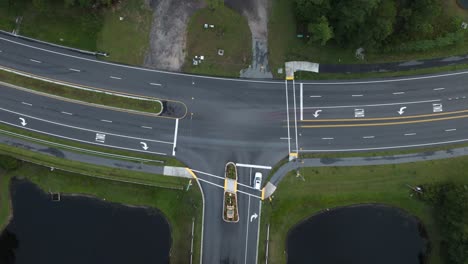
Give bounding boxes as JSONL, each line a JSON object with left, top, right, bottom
{"left": 420, "top": 182, "right": 468, "bottom": 264}
{"left": 0, "top": 155, "right": 21, "bottom": 171}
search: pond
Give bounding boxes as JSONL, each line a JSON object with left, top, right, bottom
{"left": 458, "top": 0, "right": 468, "bottom": 9}
{"left": 287, "top": 204, "right": 428, "bottom": 264}
{"left": 0, "top": 179, "right": 171, "bottom": 264}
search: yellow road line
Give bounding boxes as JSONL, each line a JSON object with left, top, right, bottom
{"left": 224, "top": 178, "right": 228, "bottom": 190}
{"left": 286, "top": 76, "right": 294, "bottom": 80}
{"left": 234, "top": 180, "right": 237, "bottom": 192}
{"left": 300, "top": 108, "right": 468, "bottom": 122}
{"left": 301, "top": 114, "right": 468, "bottom": 128}
{"left": 261, "top": 188, "right": 265, "bottom": 201}
{"left": 185, "top": 168, "right": 197, "bottom": 179}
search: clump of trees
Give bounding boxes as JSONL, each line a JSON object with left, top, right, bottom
{"left": 420, "top": 182, "right": 468, "bottom": 264}
{"left": 295, "top": 0, "right": 465, "bottom": 52}
{"left": 0, "top": 155, "right": 20, "bottom": 172}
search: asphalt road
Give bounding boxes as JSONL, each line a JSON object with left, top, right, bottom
{"left": 2, "top": 32, "right": 468, "bottom": 264}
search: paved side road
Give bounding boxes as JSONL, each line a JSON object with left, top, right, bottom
{"left": 267, "top": 146, "right": 468, "bottom": 187}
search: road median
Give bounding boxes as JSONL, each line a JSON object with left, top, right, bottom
{"left": 0, "top": 67, "right": 163, "bottom": 116}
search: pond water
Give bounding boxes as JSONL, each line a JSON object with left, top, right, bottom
{"left": 0, "top": 179, "right": 171, "bottom": 264}
{"left": 287, "top": 204, "right": 428, "bottom": 264}
{"left": 458, "top": 0, "right": 468, "bottom": 9}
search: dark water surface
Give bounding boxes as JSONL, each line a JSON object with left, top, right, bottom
{"left": 287, "top": 204, "right": 427, "bottom": 264}
{"left": 458, "top": 0, "right": 468, "bottom": 9}
{"left": 0, "top": 179, "right": 171, "bottom": 264}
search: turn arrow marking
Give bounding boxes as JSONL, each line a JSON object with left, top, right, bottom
{"left": 140, "top": 142, "right": 148, "bottom": 150}
{"left": 250, "top": 213, "right": 258, "bottom": 222}
{"left": 19, "top": 117, "right": 27, "bottom": 126}
{"left": 398, "top": 106, "right": 407, "bottom": 115}
{"left": 313, "top": 110, "right": 322, "bottom": 118}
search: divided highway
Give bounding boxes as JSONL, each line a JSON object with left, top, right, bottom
{"left": 2, "top": 32, "right": 468, "bottom": 263}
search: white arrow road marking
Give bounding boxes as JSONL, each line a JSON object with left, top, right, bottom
{"left": 313, "top": 109, "right": 322, "bottom": 118}
{"left": 19, "top": 117, "right": 27, "bottom": 126}
{"left": 398, "top": 106, "right": 407, "bottom": 115}
{"left": 250, "top": 213, "right": 258, "bottom": 222}
{"left": 140, "top": 142, "right": 148, "bottom": 150}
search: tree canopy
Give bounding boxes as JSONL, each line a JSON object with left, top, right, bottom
{"left": 295, "top": 0, "right": 464, "bottom": 51}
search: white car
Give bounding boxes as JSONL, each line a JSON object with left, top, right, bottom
{"left": 253, "top": 172, "right": 262, "bottom": 190}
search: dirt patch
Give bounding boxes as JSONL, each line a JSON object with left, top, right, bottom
{"left": 144, "top": 0, "right": 204, "bottom": 71}
{"left": 226, "top": 0, "right": 273, "bottom": 78}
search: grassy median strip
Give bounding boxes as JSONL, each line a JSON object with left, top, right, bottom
{"left": 258, "top": 156, "right": 468, "bottom": 264}
{"left": 0, "top": 70, "right": 162, "bottom": 114}
{"left": 0, "top": 153, "right": 202, "bottom": 264}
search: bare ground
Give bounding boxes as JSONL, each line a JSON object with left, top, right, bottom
{"left": 226, "top": 0, "right": 273, "bottom": 78}
{"left": 144, "top": 0, "right": 204, "bottom": 71}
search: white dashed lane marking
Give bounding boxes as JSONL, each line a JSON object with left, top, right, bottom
{"left": 29, "top": 59, "right": 41, "bottom": 63}
{"left": 61, "top": 111, "right": 73, "bottom": 115}
{"left": 101, "top": 119, "right": 113, "bottom": 123}
{"left": 445, "top": 128, "right": 457, "bottom": 132}
{"left": 404, "top": 133, "right": 416, "bottom": 136}
{"left": 109, "top": 76, "right": 122, "bottom": 80}
{"left": 141, "top": 126, "right": 153, "bottom": 129}
{"left": 21, "top": 102, "right": 32, "bottom": 106}
{"left": 69, "top": 68, "right": 81, "bottom": 72}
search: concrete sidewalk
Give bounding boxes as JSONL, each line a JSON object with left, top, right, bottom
{"left": 265, "top": 146, "right": 468, "bottom": 198}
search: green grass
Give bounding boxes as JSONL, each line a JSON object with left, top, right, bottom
{"left": 295, "top": 62, "right": 468, "bottom": 80}
{"left": 184, "top": 6, "right": 252, "bottom": 77}
{"left": 0, "top": 70, "right": 162, "bottom": 114}
{"left": 258, "top": 157, "right": 468, "bottom": 264}
{"left": 20, "top": 0, "right": 102, "bottom": 51}
{"left": 0, "top": 170, "right": 12, "bottom": 231}
{"left": 269, "top": 0, "right": 468, "bottom": 79}
{"left": 0, "top": 0, "right": 152, "bottom": 66}
{"left": 97, "top": 0, "right": 153, "bottom": 65}
{"left": 0, "top": 157, "right": 202, "bottom": 264}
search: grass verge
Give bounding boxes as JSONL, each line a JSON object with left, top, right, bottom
{"left": 0, "top": 0, "right": 152, "bottom": 66}
{"left": 269, "top": 0, "right": 468, "bottom": 79}
{"left": 97, "top": 0, "right": 153, "bottom": 65}
{"left": 184, "top": 6, "right": 252, "bottom": 77}
{"left": 295, "top": 63, "right": 468, "bottom": 80}
{"left": 0, "top": 70, "right": 162, "bottom": 114}
{"left": 0, "top": 155, "right": 202, "bottom": 264}
{"left": 258, "top": 156, "right": 468, "bottom": 264}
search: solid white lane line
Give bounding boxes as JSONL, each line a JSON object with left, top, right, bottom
{"left": 292, "top": 79, "right": 299, "bottom": 153}
{"left": 0, "top": 107, "right": 173, "bottom": 144}
{"left": 237, "top": 190, "right": 262, "bottom": 199}
{"left": 300, "top": 83, "right": 303, "bottom": 121}
{"left": 303, "top": 99, "right": 440, "bottom": 109}
{"left": 21, "top": 102, "right": 32, "bottom": 106}
{"left": 29, "top": 59, "right": 41, "bottom": 63}
{"left": 363, "top": 136, "right": 375, "bottom": 139}
{"left": 244, "top": 196, "right": 251, "bottom": 264}
{"left": 352, "top": 94, "right": 364, "bottom": 97}
{"left": 0, "top": 120, "right": 168, "bottom": 155}
{"left": 433, "top": 88, "right": 445, "bottom": 91}
{"left": 392, "top": 92, "right": 405, "bottom": 95}
{"left": 5, "top": 36, "right": 468, "bottom": 85}
{"left": 236, "top": 163, "right": 272, "bottom": 170}
{"left": 191, "top": 169, "right": 225, "bottom": 180}
{"left": 141, "top": 126, "right": 152, "bottom": 129}
{"left": 69, "top": 68, "right": 81, "bottom": 72}
{"left": 322, "top": 137, "right": 334, "bottom": 140}
{"left": 196, "top": 178, "right": 224, "bottom": 189}
{"left": 238, "top": 182, "right": 257, "bottom": 191}
{"left": 109, "top": 76, "right": 122, "bottom": 80}
{"left": 300, "top": 138, "right": 468, "bottom": 152}
{"left": 172, "top": 118, "right": 179, "bottom": 156}
{"left": 61, "top": 111, "right": 73, "bottom": 115}
{"left": 101, "top": 119, "right": 112, "bottom": 123}
{"left": 445, "top": 128, "right": 457, "bottom": 132}
{"left": 404, "top": 133, "right": 416, "bottom": 136}
{"left": 285, "top": 80, "right": 291, "bottom": 153}
{"left": 149, "top": 82, "right": 162, "bottom": 86}
{"left": 309, "top": 95, "right": 322, "bottom": 98}
{"left": 255, "top": 201, "right": 262, "bottom": 264}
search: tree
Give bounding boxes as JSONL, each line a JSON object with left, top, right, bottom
{"left": 307, "top": 16, "right": 333, "bottom": 46}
